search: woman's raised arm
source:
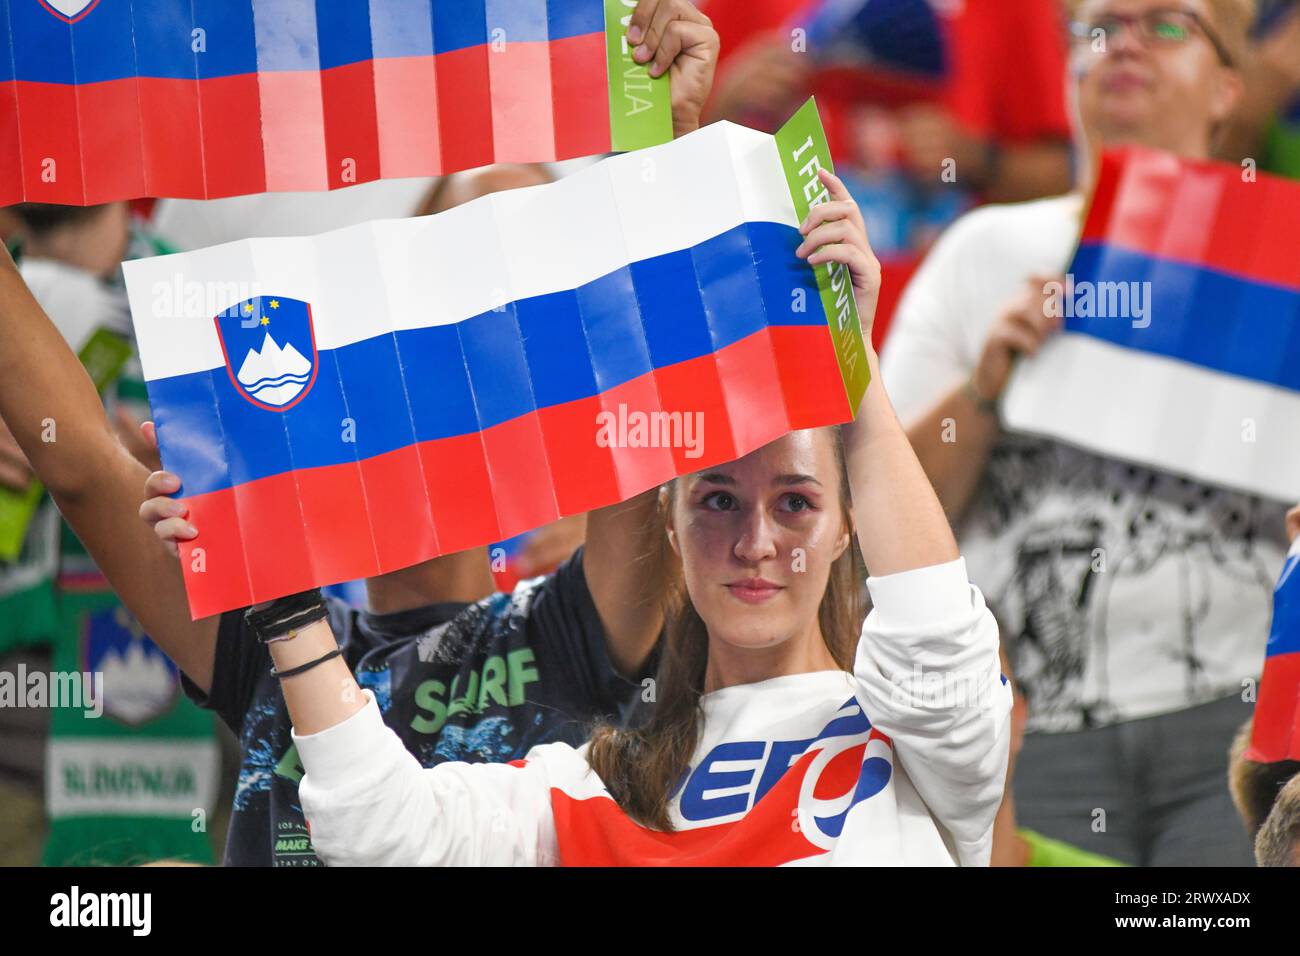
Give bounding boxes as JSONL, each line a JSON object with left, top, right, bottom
{"left": 795, "top": 168, "right": 960, "bottom": 576}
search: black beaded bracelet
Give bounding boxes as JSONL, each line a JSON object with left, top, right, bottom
{"left": 270, "top": 647, "right": 342, "bottom": 680}
{"left": 245, "top": 588, "right": 327, "bottom": 645}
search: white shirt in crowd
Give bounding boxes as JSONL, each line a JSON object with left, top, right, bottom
{"left": 881, "top": 195, "right": 1289, "bottom": 734}
{"left": 293, "top": 559, "right": 1012, "bottom": 866}
{"left": 19, "top": 257, "right": 131, "bottom": 349}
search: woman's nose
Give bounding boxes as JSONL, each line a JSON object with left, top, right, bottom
{"left": 733, "top": 508, "right": 778, "bottom": 563}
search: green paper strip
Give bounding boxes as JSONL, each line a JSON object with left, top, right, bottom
{"left": 604, "top": 0, "right": 673, "bottom": 152}
{"left": 774, "top": 97, "right": 871, "bottom": 417}
{"left": 0, "top": 326, "right": 132, "bottom": 561}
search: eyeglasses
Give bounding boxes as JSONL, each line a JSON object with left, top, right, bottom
{"left": 1068, "top": 7, "right": 1235, "bottom": 67}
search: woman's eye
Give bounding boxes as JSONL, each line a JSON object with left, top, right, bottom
{"left": 702, "top": 491, "right": 736, "bottom": 511}
{"left": 781, "top": 493, "right": 813, "bottom": 513}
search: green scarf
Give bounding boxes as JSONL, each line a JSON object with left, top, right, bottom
{"left": 42, "top": 331, "right": 219, "bottom": 866}
{"left": 42, "top": 524, "right": 219, "bottom": 866}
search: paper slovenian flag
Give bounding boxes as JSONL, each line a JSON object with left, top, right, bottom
{"left": 1003, "top": 147, "right": 1300, "bottom": 502}
{"left": 0, "top": 0, "right": 670, "bottom": 205}
{"left": 123, "top": 100, "right": 871, "bottom": 619}
{"left": 1249, "top": 536, "right": 1300, "bottom": 762}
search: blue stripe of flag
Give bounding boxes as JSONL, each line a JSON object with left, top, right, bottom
{"left": 1068, "top": 243, "right": 1300, "bottom": 392}
{"left": 4, "top": 0, "right": 604, "bottom": 84}
{"left": 1268, "top": 554, "right": 1300, "bottom": 659}
{"left": 0, "top": 1, "right": 14, "bottom": 85}
{"left": 149, "top": 221, "right": 826, "bottom": 500}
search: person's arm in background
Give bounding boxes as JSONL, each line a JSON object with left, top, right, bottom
{"left": 898, "top": 0, "right": 1072, "bottom": 204}
{"left": 875, "top": 179, "right": 1065, "bottom": 525}
{"left": 896, "top": 105, "right": 1073, "bottom": 204}
{"left": 900, "top": 275, "right": 1062, "bottom": 522}
{"left": 0, "top": 418, "right": 33, "bottom": 491}
{"left": 0, "top": 245, "right": 222, "bottom": 690}
{"left": 980, "top": 143, "right": 1074, "bottom": 205}
{"left": 363, "top": 550, "right": 493, "bottom": 612}
{"left": 1218, "top": 8, "right": 1300, "bottom": 165}
{"left": 699, "top": 31, "right": 810, "bottom": 128}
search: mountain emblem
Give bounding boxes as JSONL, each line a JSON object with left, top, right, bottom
{"left": 215, "top": 296, "right": 319, "bottom": 411}
{"left": 82, "top": 605, "right": 179, "bottom": 727}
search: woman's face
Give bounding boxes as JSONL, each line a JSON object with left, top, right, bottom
{"left": 1072, "top": 0, "right": 1240, "bottom": 158}
{"left": 666, "top": 429, "right": 851, "bottom": 653}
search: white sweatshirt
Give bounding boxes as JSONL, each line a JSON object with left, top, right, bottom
{"left": 294, "top": 558, "right": 1012, "bottom": 866}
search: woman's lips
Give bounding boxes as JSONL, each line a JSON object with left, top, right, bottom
{"left": 725, "top": 578, "right": 784, "bottom": 604}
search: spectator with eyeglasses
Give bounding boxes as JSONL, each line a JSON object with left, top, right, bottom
{"left": 881, "top": 0, "right": 1289, "bottom": 865}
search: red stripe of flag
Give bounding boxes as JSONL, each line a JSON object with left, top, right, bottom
{"left": 0, "top": 81, "right": 23, "bottom": 206}
{"left": 373, "top": 55, "right": 443, "bottom": 179}
{"left": 435, "top": 45, "right": 494, "bottom": 175}
{"left": 1081, "top": 147, "right": 1300, "bottom": 291}
{"left": 77, "top": 78, "right": 146, "bottom": 204}
{"left": 137, "top": 77, "right": 205, "bottom": 199}
{"left": 321, "top": 60, "right": 382, "bottom": 191}
{"left": 1249, "top": 652, "right": 1300, "bottom": 762}
{"left": 258, "top": 71, "right": 329, "bottom": 192}
{"left": 549, "top": 32, "right": 610, "bottom": 161}
{"left": 488, "top": 40, "right": 557, "bottom": 163}
{"left": 197, "top": 74, "right": 266, "bottom": 199}
{"left": 174, "top": 324, "right": 844, "bottom": 619}
{"left": 15, "top": 81, "right": 85, "bottom": 203}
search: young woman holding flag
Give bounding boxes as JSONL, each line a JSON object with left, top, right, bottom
{"left": 148, "top": 165, "right": 1011, "bottom": 866}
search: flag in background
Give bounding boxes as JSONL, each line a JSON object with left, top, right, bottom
{"left": 44, "top": 535, "right": 219, "bottom": 867}
{"left": 1249, "top": 536, "right": 1300, "bottom": 762}
{"left": 0, "top": 0, "right": 670, "bottom": 205}
{"left": 1003, "top": 147, "right": 1300, "bottom": 503}
{"left": 123, "top": 101, "right": 870, "bottom": 619}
